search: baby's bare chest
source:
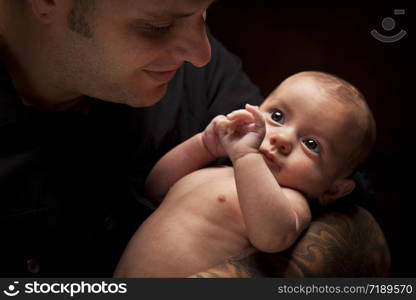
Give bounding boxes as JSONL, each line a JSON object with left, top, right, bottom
{"left": 162, "top": 167, "right": 245, "bottom": 228}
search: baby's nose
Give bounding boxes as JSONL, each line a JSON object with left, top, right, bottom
{"left": 270, "top": 133, "right": 293, "bottom": 156}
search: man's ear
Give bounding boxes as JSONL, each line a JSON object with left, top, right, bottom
{"left": 318, "top": 179, "right": 356, "bottom": 206}
{"left": 29, "top": 0, "right": 58, "bottom": 23}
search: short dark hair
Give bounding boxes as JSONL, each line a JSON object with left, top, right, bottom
{"left": 68, "top": 0, "right": 96, "bottom": 38}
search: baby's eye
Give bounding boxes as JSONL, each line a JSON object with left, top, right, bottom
{"left": 302, "top": 138, "right": 320, "bottom": 153}
{"left": 271, "top": 110, "right": 284, "bottom": 124}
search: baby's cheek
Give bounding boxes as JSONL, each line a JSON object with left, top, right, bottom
{"left": 304, "top": 173, "right": 330, "bottom": 198}
{"left": 287, "top": 163, "right": 322, "bottom": 195}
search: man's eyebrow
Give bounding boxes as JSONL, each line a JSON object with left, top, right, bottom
{"left": 143, "top": 10, "right": 195, "bottom": 19}
{"left": 143, "top": 0, "right": 218, "bottom": 19}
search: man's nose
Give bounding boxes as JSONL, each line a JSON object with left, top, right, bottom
{"left": 269, "top": 130, "right": 293, "bottom": 156}
{"left": 171, "top": 21, "right": 212, "bottom": 67}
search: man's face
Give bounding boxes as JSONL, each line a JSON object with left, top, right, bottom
{"left": 53, "top": 0, "right": 213, "bottom": 107}
{"left": 259, "top": 75, "right": 364, "bottom": 198}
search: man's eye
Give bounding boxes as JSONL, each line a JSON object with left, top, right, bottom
{"left": 302, "top": 138, "right": 320, "bottom": 153}
{"left": 271, "top": 110, "right": 284, "bottom": 124}
{"left": 143, "top": 23, "right": 173, "bottom": 34}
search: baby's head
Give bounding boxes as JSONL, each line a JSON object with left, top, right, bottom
{"left": 259, "top": 71, "right": 376, "bottom": 205}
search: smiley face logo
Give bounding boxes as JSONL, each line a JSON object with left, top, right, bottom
{"left": 3, "top": 281, "right": 20, "bottom": 297}
{"left": 371, "top": 9, "right": 407, "bottom": 43}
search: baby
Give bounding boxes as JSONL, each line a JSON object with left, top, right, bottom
{"left": 114, "top": 71, "right": 376, "bottom": 277}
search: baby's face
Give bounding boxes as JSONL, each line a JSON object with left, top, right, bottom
{"left": 259, "top": 75, "right": 364, "bottom": 198}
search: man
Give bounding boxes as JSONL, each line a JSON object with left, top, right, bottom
{"left": 0, "top": 0, "right": 389, "bottom": 276}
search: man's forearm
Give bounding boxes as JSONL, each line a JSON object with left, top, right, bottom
{"left": 188, "top": 248, "right": 260, "bottom": 278}
{"left": 189, "top": 205, "right": 390, "bottom": 278}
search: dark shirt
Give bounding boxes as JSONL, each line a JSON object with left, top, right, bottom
{"left": 0, "top": 35, "right": 263, "bottom": 277}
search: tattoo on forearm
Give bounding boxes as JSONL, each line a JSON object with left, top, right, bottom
{"left": 284, "top": 205, "right": 390, "bottom": 277}
{"left": 189, "top": 249, "right": 258, "bottom": 278}
{"left": 189, "top": 205, "right": 390, "bottom": 278}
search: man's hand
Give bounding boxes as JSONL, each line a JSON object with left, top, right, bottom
{"left": 216, "top": 104, "right": 266, "bottom": 162}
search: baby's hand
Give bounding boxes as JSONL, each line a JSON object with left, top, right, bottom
{"left": 217, "top": 104, "right": 266, "bottom": 162}
{"left": 202, "top": 115, "right": 229, "bottom": 158}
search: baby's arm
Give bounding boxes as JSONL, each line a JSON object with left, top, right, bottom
{"left": 218, "top": 105, "right": 311, "bottom": 253}
{"left": 145, "top": 116, "right": 228, "bottom": 203}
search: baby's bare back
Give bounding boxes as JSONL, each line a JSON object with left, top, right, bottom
{"left": 117, "top": 166, "right": 252, "bottom": 277}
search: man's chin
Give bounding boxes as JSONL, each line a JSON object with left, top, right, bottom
{"left": 126, "top": 84, "right": 168, "bottom": 108}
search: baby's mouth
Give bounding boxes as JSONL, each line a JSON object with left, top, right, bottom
{"left": 259, "top": 149, "right": 282, "bottom": 172}
{"left": 259, "top": 149, "right": 274, "bottom": 163}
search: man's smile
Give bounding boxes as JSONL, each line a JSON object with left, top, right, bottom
{"left": 143, "top": 69, "right": 178, "bottom": 83}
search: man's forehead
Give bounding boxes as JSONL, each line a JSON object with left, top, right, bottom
{"left": 126, "top": 0, "right": 215, "bottom": 17}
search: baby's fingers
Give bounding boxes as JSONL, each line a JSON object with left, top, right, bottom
{"left": 245, "top": 104, "right": 265, "bottom": 128}
{"left": 226, "top": 109, "right": 254, "bottom": 123}
{"left": 214, "top": 116, "right": 233, "bottom": 136}
{"left": 211, "top": 115, "right": 228, "bottom": 125}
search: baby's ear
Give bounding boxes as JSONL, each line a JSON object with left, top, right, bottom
{"left": 318, "top": 179, "right": 356, "bottom": 206}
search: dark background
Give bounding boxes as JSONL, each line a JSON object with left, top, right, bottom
{"left": 207, "top": 0, "right": 414, "bottom": 276}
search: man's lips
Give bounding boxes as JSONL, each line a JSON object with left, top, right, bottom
{"left": 143, "top": 69, "right": 178, "bottom": 83}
